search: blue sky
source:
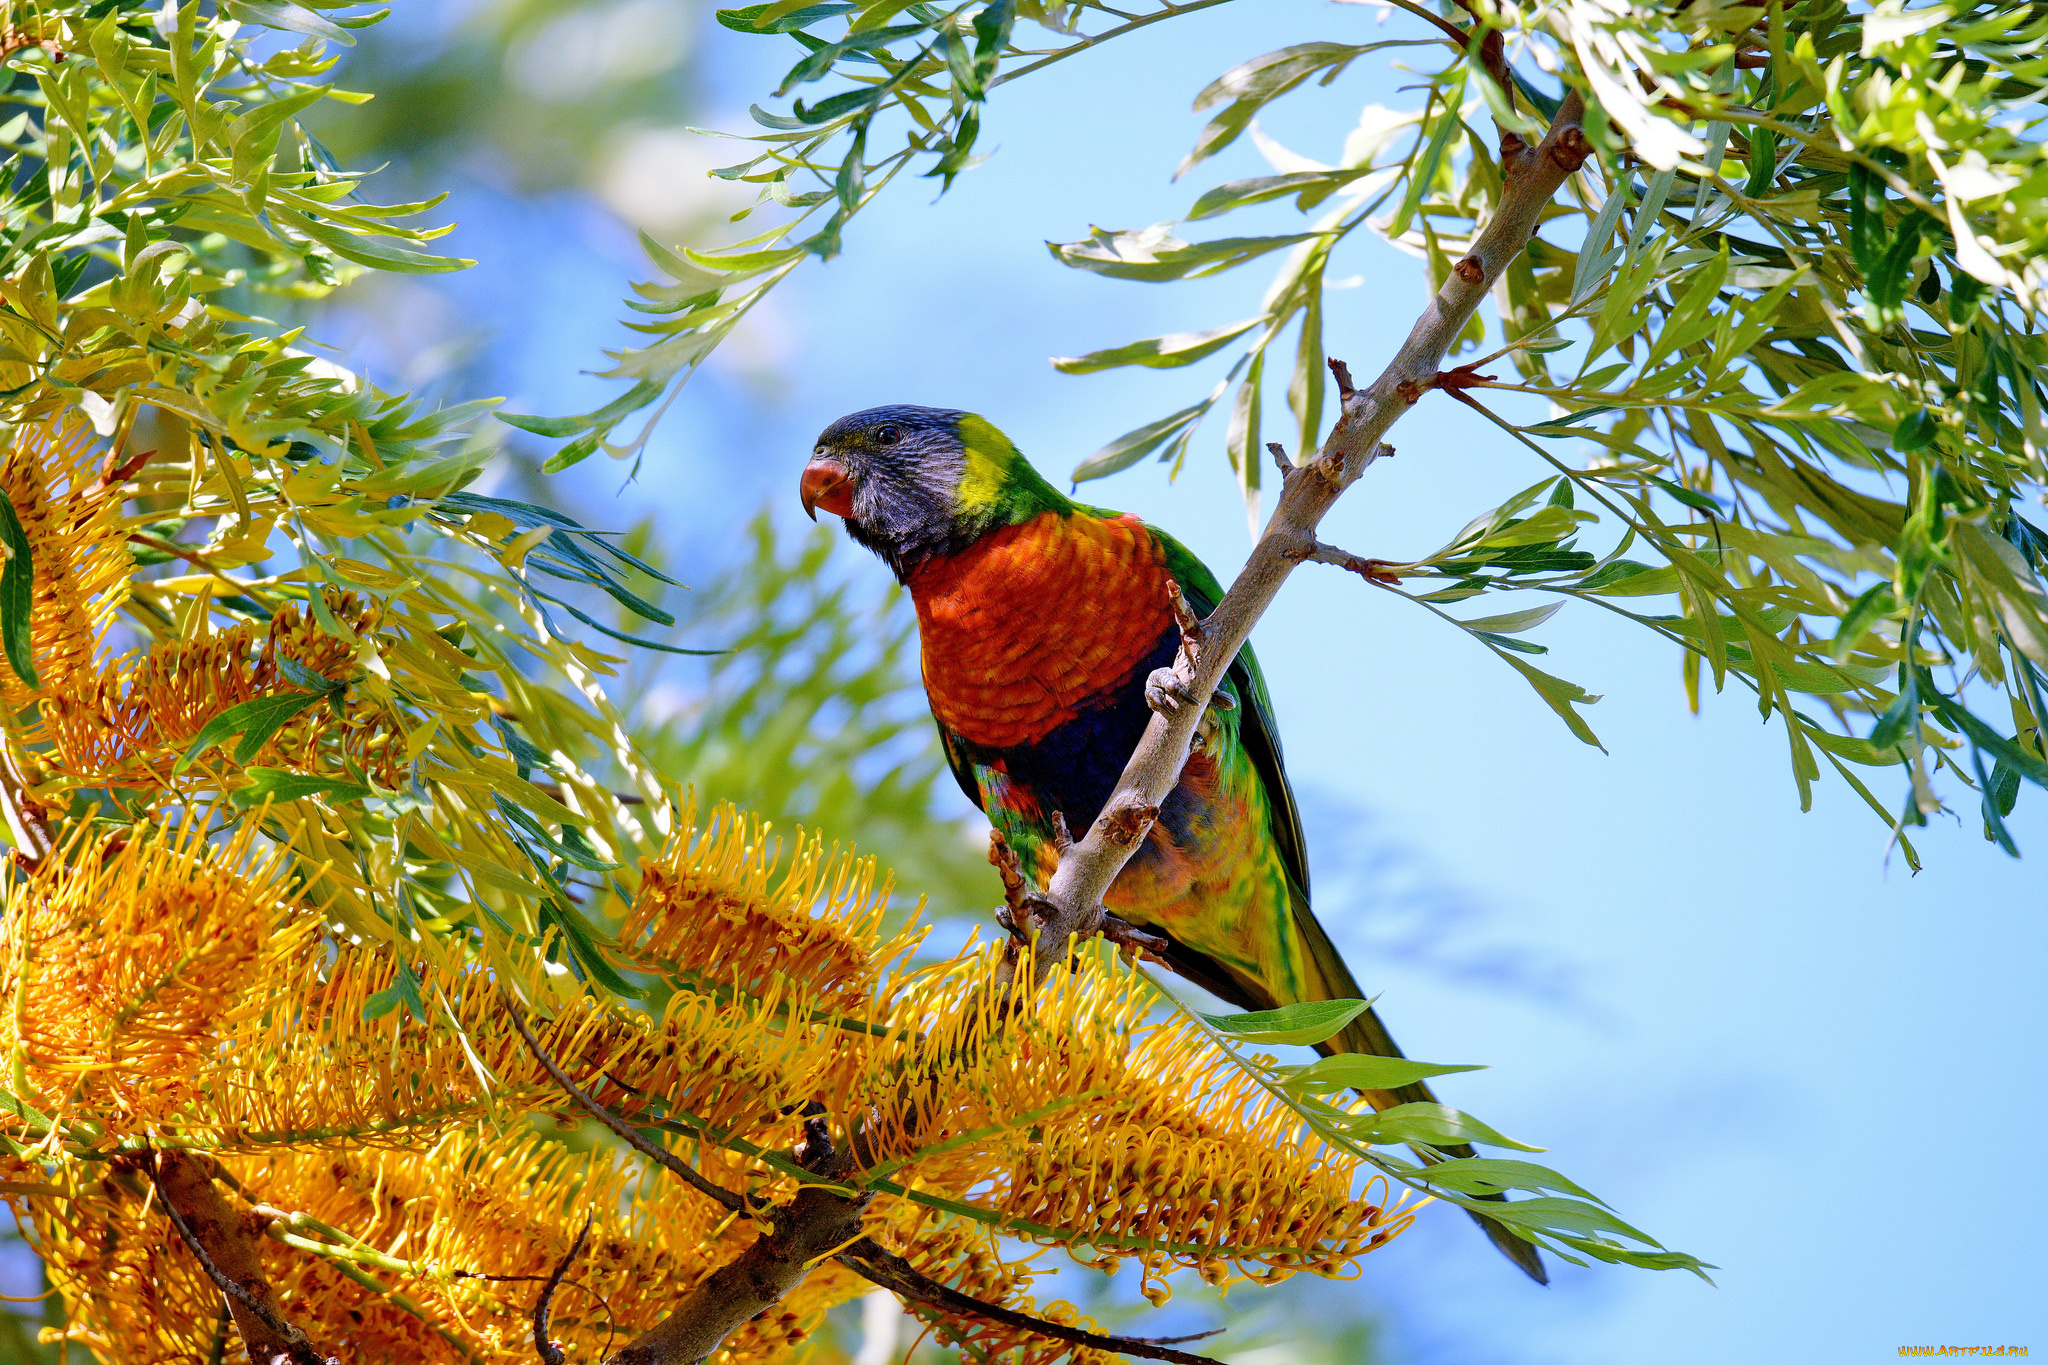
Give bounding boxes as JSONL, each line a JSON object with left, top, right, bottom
{"left": 325, "top": 3, "right": 2048, "bottom": 1360}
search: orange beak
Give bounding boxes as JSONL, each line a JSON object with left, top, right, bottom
{"left": 800, "top": 457, "right": 855, "bottom": 520}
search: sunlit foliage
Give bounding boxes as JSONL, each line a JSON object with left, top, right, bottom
{"left": 0, "top": 6, "right": 1671, "bottom": 1362}
{"left": 557, "top": 0, "right": 2048, "bottom": 866}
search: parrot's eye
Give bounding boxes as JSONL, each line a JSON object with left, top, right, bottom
{"left": 875, "top": 425, "right": 902, "bottom": 446}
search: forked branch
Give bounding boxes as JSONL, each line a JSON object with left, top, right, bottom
{"left": 506, "top": 992, "right": 1227, "bottom": 1365}
{"left": 1014, "top": 90, "right": 1589, "bottom": 991}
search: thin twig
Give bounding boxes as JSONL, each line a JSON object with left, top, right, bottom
{"left": 500, "top": 988, "right": 745, "bottom": 1215}
{"left": 534, "top": 1215, "right": 592, "bottom": 1365}
{"left": 992, "top": 0, "right": 1238, "bottom": 86}
{"left": 838, "top": 1237, "right": 1227, "bottom": 1365}
{"left": 1287, "top": 540, "right": 1407, "bottom": 586}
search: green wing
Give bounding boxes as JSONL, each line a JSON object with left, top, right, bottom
{"left": 1148, "top": 529, "right": 1313, "bottom": 901}
{"left": 936, "top": 722, "right": 985, "bottom": 813}
{"left": 1146, "top": 524, "right": 1550, "bottom": 1284}
{"left": 1151, "top": 528, "right": 1437, "bottom": 1088}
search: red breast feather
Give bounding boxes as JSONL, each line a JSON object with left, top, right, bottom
{"left": 907, "top": 510, "right": 1172, "bottom": 750}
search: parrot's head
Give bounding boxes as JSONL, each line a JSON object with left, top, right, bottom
{"left": 802, "top": 404, "right": 1065, "bottom": 577}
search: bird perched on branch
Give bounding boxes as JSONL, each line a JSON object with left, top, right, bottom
{"left": 801, "top": 404, "right": 1545, "bottom": 1283}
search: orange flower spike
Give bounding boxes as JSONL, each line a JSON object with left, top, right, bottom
{"left": 0, "top": 412, "right": 130, "bottom": 712}
{"left": 617, "top": 797, "right": 916, "bottom": 1019}
{"left": 0, "top": 818, "right": 313, "bottom": 1132}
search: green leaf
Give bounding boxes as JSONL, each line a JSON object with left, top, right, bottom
{"left": 1187, "top": 168, "right": 1376, "bottom": 220}
{"left": 717, "top": 1, "right": 856, "bottom": 33}
{"left": 1868, "top": 668, "right": 1918, "bottom": 752}
{"left": 277, "top": 209, "right": 471, "bottom": 274}
{"left": 1830, "top": 582, "right": 1897, "bottom": 660}
{"left": 0, "top": 494, "right": 37, "bottom": 690}
{"left": 1200, "top": 998, "right": 1372, "bottom": 1047}
{"left": 1395, "top": 1156, "right": 1603, "bottom": 1202}
{"left": 236, "top": 768, "right": 373, "bottom": 806}
{"left": 1497, "top": 652, "right": 1604, "bottom": 748}
{"left": 1179, "top": 43, "right": 1368, "bottom": 174}
{"left": 1894, "top": 407, "right": 1938, "bottom": 451}
{"left": 1548, "top": 1231, "right": 1717, "bottom": 1277}
{"left": 1051, "top": 317, "right": 1260, "bottom": 375}
{"left": 1474, "top": 504, "right": 1596, "bottom": 549}
{"left": 1279, "top": 1054, "right": 1484, "bottom": 1095}
{"left": 1342, "top": 1101, "right": 1544, "bottom": 1152}
{"left": 1459, "top": 602, "right": 1562, "bottom": 635}
{"left": 275, "top": 658, "right": 344, "bottom": 695}
{"left": 1653, "top": 476, "right": 1725, "bottom": 516}
{"left": 541, "top": 899, "right": 649, "bottom": 999}
{"left": 540, "top": 431, "right": 602, "bottom": 474}
{"left": 1474, "top": 630, "right": 1548, "bottom": 655}
{"left": 1521, "top": 405, "right": 1621, "bottom": 437}
{"left": 1955, "top": 522, "right": 2048, "bottom": 670}
{"left": 1071, "top": 402, "right": 1211, "bottom": 483}
{"left": 361, "top": 964, "right": 427, "bottom": 1023}
{"left": 495, "top": 795, "right": 622, "bottom": 872}
{"left": 1918, "top": 668, "right": 2048, "bottom": 789}
{"left": 1049, "top": 227, "right": 1325, "bottom": 282}
{"left": 497, "top": 412, "right": 589, "bottom": 439}
{"left": 175, "top": 692, "right": 325, "bottom": 773}
{"left": 1385, "top": 74, "right": 1464, "bottom": 239}
{"left": 226, "top": 0, "right": 354, "bottom": 43}
{"left": 1577, "top": 560, "right": 1679, "bottom": 597}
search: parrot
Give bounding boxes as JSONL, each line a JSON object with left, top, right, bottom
{"left": 800, "top": 403, "right": 1546, "bottom": 1284}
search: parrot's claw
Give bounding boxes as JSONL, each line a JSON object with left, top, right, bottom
{"left": 987, "top": 829, "right": 1028, "bottom": 914}
{"left": 1000, "top": 895, "right": 1162, "bottom": 968}
{"left": 998, "top": 891, "right": 1064, "bottom": 947}
{"left": 1096, "top": 912, "right": 1168, "bottom": 965}
{"left": 1145, "top": 667, "right": 1197, "bottom": 717}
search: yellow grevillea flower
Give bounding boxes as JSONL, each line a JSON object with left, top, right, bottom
{"left": 25, "top": 1128, "right": 867, "bottom": 1365}
{"left": 0, "top": 818, "right": 315, "bottom": 1135}
{"left": 197, "top": 942, "right": 839, "bottom": 1154}
{"left": 847, "top": 946, "right": 1418, "bottom": 1291}
{"left": 44, "top": 592, "right": 407, "bottom": 792}
{"left": 0, "top": 806, "right": 873, "bottom": 1153}
{"left": 616, "top": 797, "right": 922, "bottom": 1015}
{"left": 0, "top": 410, "right": 129, "bottom": 708}
{"left": 4, "top": 788, "right": 1412, "bottom": 1360}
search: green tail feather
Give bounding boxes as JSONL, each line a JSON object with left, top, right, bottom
{"left": 1299, "top": 892, "right": 1549, "bottom": 1285}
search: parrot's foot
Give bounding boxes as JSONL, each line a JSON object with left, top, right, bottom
{"left": 1093, "top": 911, "right": 1168, "bottom": 965}
{"left": 996, "top": 891, "right": 1062, "bottom": 947}
{"left": 1145, "top": 667, "right": 1197, "bottom": 717}
{"left": 997, "top": 894, "right": 1164, "bottom": 969}
{"left": 987, "top": 829, "right": 1028, "bottom": 915}
{"left": 1098, "top": 799, "right": 1159, "bottom": 848}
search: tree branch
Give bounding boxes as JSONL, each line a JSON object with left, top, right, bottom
{"left": 604, "top": 1183, "right": 872, "bottom": 1365}
{"left": 500, "top": 988, "right": 747, "bottom": 1215}
{"left": 837, "top": 1237, "right": 1226, "bottom": 1365}
{"left": 514, "top": 982, "right": 1231, "bottom": 1365}
{"left": 1012, "top": 90, "right": 1589, "bottom": 992}
{"left": 146, "top": 1152, "right": 332, "bottom": 1365}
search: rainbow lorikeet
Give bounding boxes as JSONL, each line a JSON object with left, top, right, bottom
{"left": 801, "top": 405, "right": 1545, "bottom": 1283}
